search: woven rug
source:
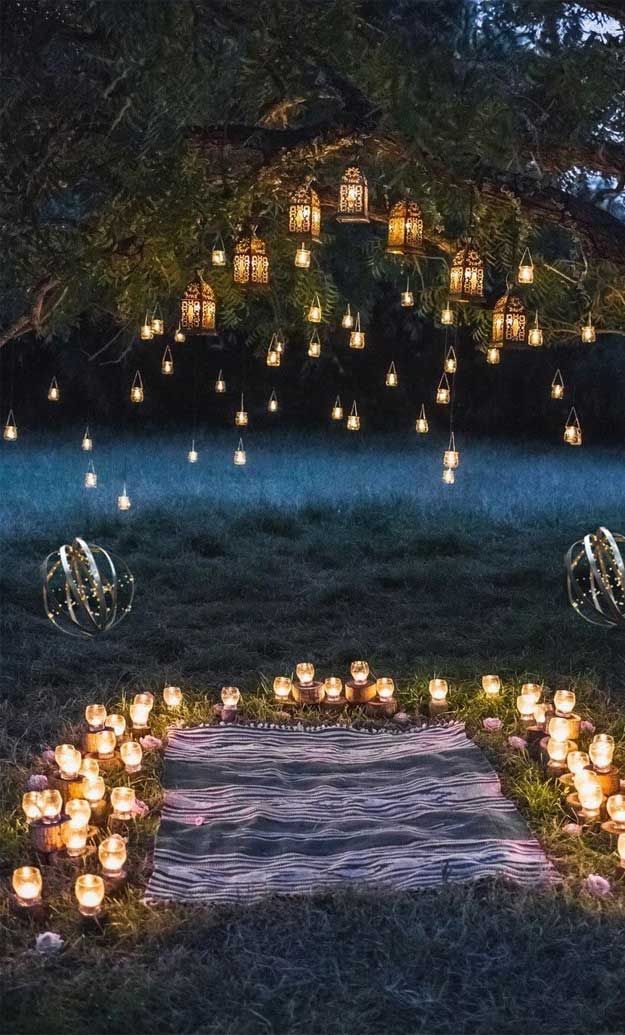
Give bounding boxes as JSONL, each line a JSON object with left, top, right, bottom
{"left": 146, "top": 722, "right": 555, "bottom": 903}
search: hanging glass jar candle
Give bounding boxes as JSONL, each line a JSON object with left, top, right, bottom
{"left": 415, "top": 404, "right": 428, "bottom": 433}
{"left": 341, "top": 304, "right": 354, "bottom": 329}
{"left": 117, "top": 483, "right": 131, "bottom": 511}
{"left": 349, "top": 313, "right": 365, "bottom": 349}
{"left": 517, "top": 247, "right": 534, "bottom": 284}
{"left": 266, "top": 336, "right": 281, "bottom": 366}
{"left": 3, "top": 410, "right": 17, "bottom": 441}
{"left": 563, "top": 407, "right": 582, "bottom": 446}
{"left": 235, "top": 394, "right": 248, "bottom": 427}
{"left": 81, "top": 426, "right": 93, "bottom": 451}
{"left": 307, "top": 294, "right": 322, "bottom": 323}
{"left": 346, "top": 401, "right": 360, "bottom": 431}
{"left": 436, "top": 373, "right": 451, "bottom": 404}
{"left": 174, "top": 324, "right": 186, "bottom": 343}
{"left": 151, "top": 304, "right": 164, "bottom": 336}
{"left": 139, "top": 312, "right": 153, "bottom": 340}
{"left": 443, "top": 432, "right": 459, "bottom": 469}
{"left": 440, "top": 302, "right": 454, "bottom": 326}
{"left": 581, "top": 314, "right": 596, "bottom": 343}
{"left": 444, "top": 346, "right": 457, "bottom": 374}
{"left": 551, "top": 369, "right": 564, "bottom": 400}
{"left": 130, "top": 370, "right": 144, "bottom": 403}
{"left": 215, "top": 369, "right": 226, "bottom": 393}
{"left": 442, "top": 467, "right": 455, "bottom": 485}
{"left": 294, "top": 242, "right": 311, "bottom": 268}
{"left": 84, "top": 460, "right": 97, "bottom": 489}
{"left": 267, "top": 390, "right": 278, "bottom": 413}
{"left": 528, "top": 311, "right": 543, "bottom": 347}
{"left": 187, "top": 439, "right": 198, "bottom": 463}
{"left": 385, "top": 361, "right": 398, "bottom": 387}
{"left": 308, "top": 330, "right": 321, "bottom": 358}
{"left": 400, "top": 277, "right": 414, "bottom": 307}
{"left": 211, "top": 234, "right": 226, "bottom": 267}
{"left": 233, "top": 438, "right": 246, "bottom": 466}
{"left": 331, "top": 396, "right": 343, "bottom": 421}
{"left": 47, "top": 377, "right": 60, "bottom": 402}
{"left": 161, "top": 345, "right": 174, "bottom": 375}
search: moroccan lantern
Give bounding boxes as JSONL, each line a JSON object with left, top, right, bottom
{"left": 386, "top": 199, "right": 423, "bottom": 255}
{"left": 444, "top": 346, "right": 457, "bottom": 374}
{"left": 528, "top": 311, "right": 543, "bottom": 347}
{"left": 490, "top": 293, "right": 527, "bottom": 347}
{"left": 337, "top": 166, "right": 369, "bottom": 223}
{"left": 233, "top": 233, "right": 270, "bottom": 285}
{"left": 180, "top": 277, "right": 216, "bottom": 334}
{"left": 331, "top": 396, "right": 343, "bottom": 421}
{"left": 551, "top": 369, "right": 564, "bottom": 400}
{"left": 308, "top": 330, "right": 321, "bottom": 358}
{"left": 48, "top": 377, "right": 60, "bottom": 402}
{"left": 349, "top": 313, "right": 365, "bottom": 349}
{"left": 385, "top": 361, "right": 398, "bottom": 387}
{"left": 581, "top": 314, "right": 596, "bottom": 343}
{"left": 564, "top": 407, "right": 582, "bottom": 446}
{"left": 288, "top": 185, "right": 321, "bottom": 241}
{"left": 3, "top": 410, "right": 17, "bottom": 441}
{"left": 517, "top": 248, "right": 534, "bottom": 285}
{"left": 346, "top": 401, "right": 360, "bottom": 431}
{"left": 436, "top": 373, "right": 451, "bottom": 405}
{"left": 448, "top": 242, "right": 485, "bottom": 303}
{"left": 161, "top": 345, "right": 174, "bottom": 375}
{"left": 415, "top": 404, "right": 428, "bottom": 434}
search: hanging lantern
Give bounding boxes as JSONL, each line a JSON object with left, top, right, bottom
{"left": 294, "top": 242, "right": 311, "bottom": 268}
{"left": 233, "top": 233, "right": 270, "bottom": 285}
{"left": 233, "top": 437, "right": 246, "bottom": 466}
{"left": 341, "top": 304, "right": 354, "bottom": 329}
{"left": 440, "top": 302, "right": 454, "bottom": 326}
{"left": 386, "top": 199, "right": 423, "bottom": 255}
{"left": 415, "top": 404, "right": 429, "bottom": 434}
{"left": 267, "top": 335, "right": 281, "bottom": 366}
{"left": 3, "top": 410, "right": 17, "bottom": 442}
{"left": 117, "top": 484, "right": 131, "bottom": 511}
{"left": 581, "top": 314, "right": 596, "bottom": 343}
{"left": 211, "top": 234, "right": 226, "bottom": 267}
{"left": 161, "top": 345, "right": 174, "bottom": 375}
{"left": 235, "top": 394, "right": 248, "bottom": 427}
{"left": 139, "top": 313, "right": 153, "bottom": 340}
{"left": 81, "top": 426, "right": 93, "bottom": 452}
{"left": 490, "top": 292, "right": 527, "bottom": 347}
{"left": 436, "top": 373, "right": 451, "bottom": 404}
{"left": 486, "top": 346, "right": 501, "bottom": 365}
{"left": 151, "top": 304, "right": 164, "bottom": 335}
{"left": 84, "top": 460, "right": 97, "bottom": 489}
{"left": 130, "top": 371, "right": 144, "bottom": 403}
{"left": 443, "top": 432, "right": 459, "bottom": 469}
{"left": 349, "top": 313, "right": 365, "bottom": 349}
{"left": 331, "top": 396, "right": 343, "bottom": 421}
{"left": 449, "top": 242, "right": 485, "bottom": 303}
{"left": 385, "top": 361, "right": 398, "bottom": 387}
{"left": 275, "top": 329, "right": 286, "bottom": 354}
{"left": 444, "top": 346, "right": 457, "bottom": 374}
{"left": 528, "top": 311, "right": 543, "bottom": 347}
{"left": 180, "top": 277, "right": 216, "bottom": 333}
{"left": 215, "top": 369, "right": 226, "bottom": 393}
{"left": 517, "top": 248, "right": 534, "bottom": 285}
{"left": 187, "top": 439, "right": 198, "bottom": 463}
{"left": 346, "top": 400, "right": 360, "bottom": 431}
{"left": 442, "top": 467, "right": 455, "bottom": 485}
{"left": 337, "top": 166, "right": 369, "bottom": 223}
{"left": 564, "top": 407, "right": 582, "bottom": 446}
{"left": 551, "top": 369, "right": 564, "bottom": 400}
{"left": 268, "top": 390, "right": 278, "bottom": 413}
{"left": 400, "top": 278, "right": 414, "bottom": 307}
{"left": 288, "top": 185, "right": 321, "bottom": 241}
{"left": 307, "top": 294, "right": 322, "bottom": 323}
{"left": 308, "top": 330, "right": 321, "bottom": 358}
{"left": 47, "top": 377, "right": 60, "bottom": 402}
{"left": 174, "top": 325, "right": 186, "bottom": 343}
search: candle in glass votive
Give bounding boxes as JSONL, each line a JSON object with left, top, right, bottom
{"left": 351, "top": 661, "right": 370, "bottom": 685}
{"left": 98, "top": 834, "right": 127, "bottom": 878}
{"left": 75, "top": 874, "right": 105, "bottom": 917}
{"left": 62, "top": 821, "right": 88, "bottom": 857}
{"left": 85, "top": 704, "right": 107, "bottom": 730}
{"left": 296, "top": 663, "right": 315, "bottom": 685}
{"left": 66, "top": 798, "right": 91, "bottom": 828}
{"left": 106, "top": 714, "right": 126, "bottom": 738}
{"left": 110, "top": 786, "right": 135, "bottom": 819}
{"left": 567, "top": 751, "right": 589, "bottom": 776}
{"left": 323, "top": 677, "right": 343, "bottom": 701}
{"left": 120, "top": 740, "right": 142, "bottom": 774}
{"left": 80, "top": 757, "right": 100, "bottom": 784}
{"left": 129, "top": 700, "right": 151, "bottom": 730}
{"left": 618, "top": 834, "right": 625, "bottom": 868}
{"left": 95, "top": 729, "right": 116, "bottom": 759}
{"left": 39, "top": 789, "right": 63, "bottom": 822}
{"left": 54, "top": 744, "right": 82, "bottom": 779}
{"left": 163, "top": 686, "right": 182, "bottom": 710}
{"left": 521, "top": 683, "right": 542, "bottom": 705}
{"left": 273, "top": 677, "right": 292, "bottom": 702}
{"left": 429, "top": 679, "right": 449, "bottom": 702}
{"left": 376, "top": 678, "right": 395, "bottom": 702}
{"left": 578, "top": 778, "right": 604, "bottom": 820}
{"left": 607, "top": 795, "right": 625, "bottom": 830}
{"left": 516, "top": 694, "right": 535, "bottom": 720}
{"left": 22, "top": 791, "right": 43, "bottom": 822}
{"left": 12, "top": 866, "right": 43, "bottom": 907}
{"left": 482, "top": 675, "right": 501, "bottom": 696}
{"left": 548, "top": 717, "right": 571, "bottom": 744}
{"left": 547, "top": 737, "right": 569, "bottom": 765}
{"left": 554, "top": 690, "right": 576, "bottom": 716}
{"left": 134, "top": 692, "right": 154, "bottom": 713}
{"left": 533, "top": 704, "right": 547, "bottom": 727}
{"left": 221, "top": 687, "right": 241, "bottom": 709}
{"left": 83, "top": 776, "right": 106, "bottom": 805}
{"left": 590, "top": 734, "right": 615, "bottom": 772}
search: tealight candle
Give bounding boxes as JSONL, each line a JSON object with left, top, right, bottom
{"left": 22, "top": 791, "right": 43, "bottom": 822}
{"left": 221, "top": 686, "right": 241, "bottom": 709}
{"left": 533, "top": 704, "right": 547, "bottom": 727}
{"left": 120, "top": 740, "right": 142, "bottom": 774}
{"left": 520, "top": 683, "right": 542, "bottom": 705}
{"left": 578, "top": 779, "right": 604, "bottom": 819}
{"left": 547, "top": 738, "right": 569, "bottom": 765}
{"left": 351, "top": 661, "right": 370, "bottom": 685}
{"left": 607, "top": 794, "right": 625, "bottom": 830}
{"left": 12, "top": 866, "right": 43, "bottom": 907}
{"left": 134, "top": 692, "right": 154, "bottom": 712}
{"left": 567, "top": 751, "right": 589, "bottom": 775}
{"left": 75, "top": 873, "right": 105, "bottom": 917}
{"left": 554, "top": 690, "right": 576, "bottom": 716}
{"left": 106, "top": 714, "right": 126, "bottom": 738}
{"left": 66, "top": 798, "right": 91, "bottom": 828}
{"left": 574, "top": 769, "right": 596, "bottom": 796}
{"left": 62, "top": 822, "right": 88, "bottom": 857}
{"left": 39, "top": 789, "right": 63, "bottom": 822}
{"left": 83, "top": 776, "right": 106, "bottom": 805}
{"left": 618, "top": 833, "right": 625, "bottom": 867}
{"left": 98, "top": 834, "right": 127, "bottom": 878}
{"left": 95, "top": 729, "right": 116, "bottom": 759}
{"left": 548, "top": 717, "right": 571, "bottom": 744}
{"left": 85, "top": 704, "right": 107, "bottom": 730}
{"left": 482, "top": 675, "right": 501, "bottom": 696}
{"left": 54, "top": 744, "right": 82, "bottom": 779}
{"left": 129, "top": 701, "right": 151, "bottom": 730}
{"left": 429, "top": 679, "right": 449, "bottom": 702}
{"left": 589, "top": 734, "right": 615, "bottom": 772}
{"left": 516, "top": 694, "right": 535, "bottom": 720}
{"left": 296, "top": 663, "right": 315, "bottom": 685}
{"left": 323, "top": 677, "right": 343, "bottom": 701}
{"left": 376, "top": 678, "right": 395, "bottom": 702}
{"left": 110, "top": 786, "right": 135, "bottom": 820}
{"left": 273, "top": 677, "right": 292, "bottom": 701}
{"left": 80, "top": 757, "right": 100, "bottom": 783}
{"left": 163, "top": 686, "right": 182, "bottom": 710}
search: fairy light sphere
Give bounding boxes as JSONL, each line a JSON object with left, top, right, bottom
{"left": 565, "top": 527, "right": 625, "bottom": 628}
{"left": 42, "top": 537, "right": 135, "bottom": 637}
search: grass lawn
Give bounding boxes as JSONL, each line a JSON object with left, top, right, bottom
{"left": 2, "top": 428, "right": 625, "bottom": 1034}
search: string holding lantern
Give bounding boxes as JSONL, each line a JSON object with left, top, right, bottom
{"left": 336, "top": 166, "right": 369, "bottom": 223}
{"left": 180, "top": 276, "right": 216, "bottom": 334}
{"left": 161, "top": 345, "right": 174, "bottom": 375}
{"left": 415, "top": 404, "right": 429, "bottom": 433}
{"left": 3, "top": 409, "right": 18, "bottom": 441}
{"left": 551, "top": 369, "right": 564, "bottom": 400}
{"left": 386, "top": 198, "right": 423, "bottom": 255}
{"left": 130, "top": 371, "right": 144, "bottom": 403}
{"left": 564, "top": 407, "right": 582, "bottom": 446}
{"left": 42, "top": 537, "right": 135, "bottom": 637}
{"left": 385, "top": 361, "right": 398, "bottom": 387}
{"left": 349, "top": 313, "right": 365, "bottom": 349}
{"left": 47, "top": 377, "right": 60, "bottom": 402}
{"left": 233, "top": 232, "right": 270, "bottom": 285}
{"left": 517, "top": 248, "right": 534, "bottom": 285}
{"left": 449, "top": 241, "right": 485, "bottom": 303}
{"left": 490, "top": 292, "right": 527, "bottom": 348}
{"left": 288, "top": 185, "right": 321, "bottom": 241}
{"left": 565, "top": 526, "right": 625, "bottom": 628}
{"left": 436, "top": 373, "right": 451, "bottom": 404}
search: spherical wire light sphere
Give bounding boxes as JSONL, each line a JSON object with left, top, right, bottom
{"left": 42, "top": 537, "right": 135, "bottom": 637}
{"left": 565, "top": 527, "right": 625, "bottom": 628}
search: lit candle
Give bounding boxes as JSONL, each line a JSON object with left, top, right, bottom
{"left": 323, "top": 677, "right": 343, "bottom": 701}
{"left": 22, "top": 791, "right": 43, "bottom": 822}
{"left": 590, "top": 734, "right": 615, "bottom": 772}
{"left": 163, "top": 686, "right": 182, "bottom": 710}
{"left": 533, "top": 704, "right": 547, "bottom": 727}
{"left": 273, "top": 677, "right": 292, "bottom": 702}
{"left": 221, "top": 686, "right": 241, "bottom": 710}
{"left": 98, "top": 834, "right": 127, "bottom": 878}
{"left": 134, "top": 692, "right": 154, "bottom": 712}
{"left": 567, "top": 751, "right": 589, "bottom": 776}
{"left": 351, "top": 661, "right": 370, "bottom": 685}
{"left": 75, "top": 873, "right": 105, "bottom": 917}
{"left": 95, "top": 729, "right": 117, "bottom": 760}
{"left": 80, "top": 757, "right": 100, "bottom": 784}
{"left": 574, "top": 769, "right": 596, "bottom": 796}
{"left": 618, "top": 834, "right": 625, "bottom": 867}
{"left": 85, "top": 704, "right": 107, "bottom": 730}
{"left": 429, "top": 679, "right": 449, "bottom": 702}
{"left": 106, "top": 714, "right": 126, "bottom": 738}
{"left": 83, "top": 776, "right": 106, "bottom": 805}
{"left": 554, "top": 690, "right": 576, "bottom": 716}
{"left": 120, "top": 740, "right": 142, "bottom": 774}
{"left": 66, "top": 798, "right": 91, "bottom": 828}
{"left": 12, "top": 866, "right": 43, "bottom": 907}
{"left": 376, "top": 678, "right": 395, "bottom": 702}
{"left": 548, "top": 717, "right": 571, "bottom": 744}
{"left": 129, "top": 700, "right": 151, "bottom": 730}
{"left": 62, "top": 821, "right": 88, "bottom": 857}
{"left": 481, "top": 675, "right": 501, "bottom": 696}
{"left": 110, "top": 786, "right": 135, "bottom": 819}
{"left": 578, "top": 779, "right": 604, "bottom": 820}
{"left": 54, "top": 744, "right": 82, "bottom": 779}
{"left": 296, "top": 663, "right": 315, "bottom": 685}
{"left": 547, "top": 737, "right": 569, "bottom": 765}
{"left": 520, "top": 683, "right": 542, "bottom": 705}
{"left": 39, "top": 789, "right": 62, "bottom": 822}
{"left": 607, "top": 794, "right": 625, "bottom": 830}
{"left": 516, "top": 694, "right": 536, "bottom": 721}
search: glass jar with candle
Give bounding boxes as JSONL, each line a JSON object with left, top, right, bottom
{"left": 606, "top": 794, "right": 625, "bottom": 831}
{"left": 134, "top": 691, "right": 154, "bottom": 712}
{"left": 429, "top": 679, "right": 449, "bottom": 702}
{"left": 516, "top": 694, "right": 535, "bottom": 721}
{"left": 120, "top": 740, "right": 142, "bottom": 774}
{"left": 163, "top": 686, "right": 182, "bottom": 710}
{"left": 22, "top": 791, "right": 43, "bottom": 822}
{"left": 533, "top": 704, "right": 547, "bottom": 727}
{"left": 323, "top": 677, "right": 343, "bottom": 701}
{"left": 80, "top": 757, "right": 100, "bottom": 784}
{"left": 590, "top": 734, "right": 615, "bottom": 772}
{"left": 520, "top": 683, "right": 542, "bottom": 705}
{"left": 554, "top": 690, "right": 576, "bottom": 716}
{"left": 567, "top": 751, "right": 589, "bottom": 776}
{"left": 376, "top": 678, "right": 395, "bottom": 702}
{"left": 98, "top": 834, "right": 127, "bottom": 878}
{"left": 39, "top": 789, "right": 63, "bottom": 822}
{"left": 62, "top": 821, "right": 88, "bottom": 857}
{"left": 221, "top": 687, "right": 241, "bottom": 709}
{"left": 547, "top": 737, "right": 569, "bottom": 766}
{"left": 578, "top": 779, "right": 604, "bottom": 820}
{"left": 75, "top": 873, "right": 105, "bottom": 917}
{"left": 129, "top": 700, "right": 151, "bottom": 730}
{"left": 296, "top": 663, "right": 315, "bottom": 685}
{"left": 110, "top": 786, "right": 135, "bottom": 819}
{"left": 95, "top": 729, "right": 117, "bottom": 759}
{"left": 350, "top": 661, "right": 370, "bottom": 685}
{"left": 85, "top": 704, "right": 107, "bottom": 730}
{"left": 83, "top": 776, "right": 106, "bottom": 805}
{"left": 482, "top": 675, "right": 501, "bottom": 696}
{"left": 548, "top": 717, "right": 571, "bottom": 744}
{"left": 12, "top": 866, "right": 43, "bottom": 907}
{"left": 273, "top": 677, "right": 292, "bottom": 702}
{"left": 54, "top": 744, "right": 82, "bottom": 780}
{"left": 106, "top": 714, "right": 126, "bottom": 738}
{"left": 66, "top": 798, "right": 91, "bottom": 829}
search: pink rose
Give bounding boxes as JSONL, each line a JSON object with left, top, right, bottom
{"left": 42, "top": 749, "right": 56, "bottom": 764}
{"left": 36, "top": 932, "right": 64, "bottom": 954}
{"left": 131, "top": 798, "right": 149, "bottom": 818}
{"left": 139, "top": 735, "right": 162, "bottom": 751}
{"left": 562, "top": 822, "right": 583, "bottom": 837}
{"left": 507, "top": 735, "right": 527, "bottom": 751}
{"left": 580, "top": 720, "right": 596, "bottom": 734}
{"left": 583, "top": 873, "right": 611, "bottom": 897}
{"left": 482, "top": 717, "right": 503, "bottom": 732}
{"left": 193, "top": 816, "right": 205, "bottom": 827}
{"left": 27, "top": 774, "right": 49, "bottom": 791}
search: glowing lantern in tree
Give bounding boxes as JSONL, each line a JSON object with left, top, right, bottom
{"left": 490, "top": 293, "right": 527, "bottom": 347}
{"left": 341, "top": 304, "right": 354, "bottom": 329}
{"left": 349, "top": 313, "right": 365, "bottom": 349}
{"left": 386, "top": 199, "right": 423, "bottom": 255}
{"left": 551, "top": 369, "right": 564, "bottom": 399}
{"left": 517, "top": 248, "right": 534, "bottom": 284}
{"left": 174, "top": 325, "right": 186, "bottom": 343}
{"left": 288, "top": 185, "right": 321, "bottom": 241}
{"left": 444, "top": 347, "right": 457, "bottom": 374}
{"left": 151, "top": 304, "right": 164, "bottom": 335}
{"left": 441, "top": 302, "right": 454, "bottom": 325}
{"left": 337, "top": 166, "right": 369, "bottom": 223}
{"left": 563, "top": 407, "right": 582, "bottom": 446}
{"left": 436, "top": 373, "right": 451, "bottom": 405}
{"left": 331, "top": 396, "right": 343, "bottom": 421}
{"left": 267, "top": 336, "right": 281, "bottom": 366}
{"left": 139, "top": 313, "right": 153, "bottom": 340}
{"left": 308, "top": 330, "right": 321, "bottom": 358}
{"left": 81, "top": 427, "right": 93, "bottom": 451}
{"left": 449, "top": 242, "right": 484, "bottom": 303}
{"left": 307, "top": 294, "right": 322, "bottom": 323}
{"left": 233, "top": 233, "right": 270, "bottom": 285}
{"left": 233, "top": 438, "right": 246, "bottom": 466}
{"left": 486, "top": 346, "right": 500, "bottom": 365}
{"left": 211, "top": 234, "right": 226, "bottom": 267}
{"left": 443, "top": 432, "right": 459, "bottom": 469}
{"left": 346, "top": 401, "right": 360, "bottom": 431}
{"left": 48, "top": 377, "right": 60, "bottom": 402}
{"left": 130, "top": 371, "right": 144, "bottom": 403}
{"left": 180, "top": 277, "right": 216, "bottom": 334}
{"left": 3, "top": 410, "right": 17, "bottom": 441}
{"left": 400, "top": 278, "right": 414, "bottom": 307}
{"left": 84, "top": 460, "right": 97, "bottom": 489}
{"left": 235, "top": 395, "right": 248, "bottom": 427}
{"left": 161, "top": 346, "right": 174, "bottom": 375}
{"left": 385, "top": 361, "right": 398, "bottom": 387}
{"left": 187, "top": 440, "right": 198, "bottom": 463}
{"left": 268, "top": 390, "right": 278, "bottom": 413}
{"left": 215, "top": 370, "right": 226, "bottom": 393}
{"left": 415, "top": 404, "right": 428, "bottom": 434}
{"left": 294, "top": 242, "right": 311, "bottom": 268}
{"left": 528, "top": 311, "right": 543, "bottom": 347}
{"left": 581, "top": 314, "right": 596, "bottom": 343}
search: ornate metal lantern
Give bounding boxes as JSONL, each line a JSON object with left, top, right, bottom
{"left": 180, "top": 277, "right": 216, "bottom": 334}
{"left": 490, "top": 293, "right": 527, "bottom": 347}
{"left": 233, "top": 234, "right": 270, "bottom": 285}
{"left": 288, "top": 185, "right": 321, "bottom": 241}
{"left": 449, "top": 242, "right": 485, "bottom": 303}
{"left": 337, "top": 166, "right": 369, "bottom": 223}
{"left": 42, "top": 538, "right": 135, "bottom": 638}
{"left": 386, "top": 199, "right": 423, "bottom": 255}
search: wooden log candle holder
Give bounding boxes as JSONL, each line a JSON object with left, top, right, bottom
{"left": 292, "top": 680, "right": 325, "bottom": 705}
{"left": 30, "top": 817, "right": 65, "bottom": 855}
{"left": 48, "top": 772, "right": 87, "bottom": 804}
{"left": 344, "top": 678, "right": 377, "bottom": 705}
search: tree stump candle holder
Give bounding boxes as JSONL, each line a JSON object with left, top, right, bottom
{"left": 565, "top": 792, "right": 605, "bottom": 826}
{"left": 48, "top": 772, "right": 87, "bottom": 804}
{"left": 82, "top": 727, "right": 105, "bottom": 754}
{"left": 592, "top": 766, "right": 620, "bottom": 797}
{"left": 30, "top": 817, "right": 66, "bottom": 855}
{"left": 221, "top": 707, "right": 239, "bottom": 723}
{"left": 292, "top": 680, "right": 325, "bottom": 705}
{"left": 321, "top": 696, "right": 347, "bottom": 711}
{"left": 88, "top": 798, "right": 109, "bottom": 826}
{"left": 365, "top": 698, "right": 398, "bottom": 718}
{"left": 344, "top": 679, "right": 377, "bottom": 705}
{"left": 428, "top": 699, "right": 451, "bottom": 718}
{"left": 525, "top": 725, "right": 547, "bottom": 757}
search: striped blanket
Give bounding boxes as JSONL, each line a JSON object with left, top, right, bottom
{"left": 147, "top": 722, "right": 555, "bottom": 903}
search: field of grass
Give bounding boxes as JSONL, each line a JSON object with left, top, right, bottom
{"left": 2, "top": 428, "right": 625, "bottom": 1035}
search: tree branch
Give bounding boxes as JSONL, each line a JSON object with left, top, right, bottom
{"left": 0, "top": 277, "right": 61, "bottom": 350}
